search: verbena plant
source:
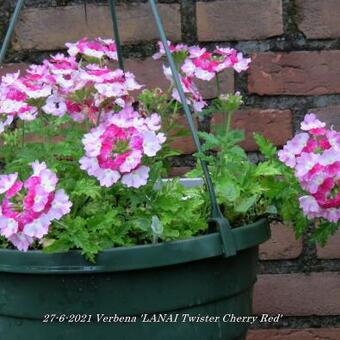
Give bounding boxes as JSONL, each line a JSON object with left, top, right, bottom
{"left": 0, "top": 39, "right": 338, "bottom": 261}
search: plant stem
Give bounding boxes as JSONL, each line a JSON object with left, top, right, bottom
{"left": 172, "top": 101, "right": 178, "bottom": 117}
{"left": 21, "top": 121, "right": 25, "bottom": 147}
{"left": 215, "top": 73, "right": 221, "bottom": 97}
{"left": 54, "top": 220, "right": 71, "bottom": 229}
{"left": 225, "top": 109, "right": 234, "bottom": 135}
{"left": 96, "top": 111, "right": 102, "bottom": 126}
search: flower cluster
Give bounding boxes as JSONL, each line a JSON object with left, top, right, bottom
{"left": 0, "top": 38, "right": 142, "bottom": 130}
{"left": 66, "top": 37, "right": 118, "bottom": 60}
{"left": 80, "top": 107, "right": 165, "bottom": 188}
{"left": 0, "top": 162, "right": 72, "bottom": 251}
{"left": 279, "top": 114, "right": 340, "bottom": 223}
{"left": 0, "top": 37, "right": 254, "bottom": 253}
{"left": 153, "top": 41, "right": 250, "bottom": 112}
{"left": 162, "top": 65, "right": 206, "bottom": 112}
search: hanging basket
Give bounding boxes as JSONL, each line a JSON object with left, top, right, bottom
{"left": 0, "top": 218, "right": 269, "bottom": 340}
{"left": 0, "top": 1, "right": 271, "bottom": 339}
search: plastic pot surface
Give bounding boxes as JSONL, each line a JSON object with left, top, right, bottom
{"left": 0, "top": 218, "right": 270, "bottom": 340}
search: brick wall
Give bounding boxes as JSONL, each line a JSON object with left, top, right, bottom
{"left": 0, "top": 1, "right": 340, "bottom": 338}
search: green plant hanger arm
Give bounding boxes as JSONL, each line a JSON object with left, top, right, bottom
{"left": 147, "top": 0, "right": 237, "bottom": 256}
{"left": 108, "top": 0, "right": 124, "bottom": 71}
{"left": 0, "top": 0, "right": 25, "bottom": 64}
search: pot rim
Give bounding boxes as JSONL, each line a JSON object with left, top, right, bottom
{"left": 0, "top": 218, "right": 270, "bottom": 274}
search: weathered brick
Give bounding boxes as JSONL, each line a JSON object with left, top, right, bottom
{"left": 0, "top": 59, "right": 232, "bottom": 101}
{"left": 0, "top": 59, "right": 232, "bottom": 100}
{"left": 13, "top": 4, "right": 181, "bottom": 51}
{"left": 125, "top": 58, "right": 234, "bottom": 99}
{"left": 211, "top": 109, "right": 293, "bottom": 151}
{"left": 309, "top": 106, "right": 340, "bottom": 130}
{"left": 248, "top": 51, "right": 340, "bottom": 95}
{"left": 196, "top": 70, "right": 234, "bottom": 99}
{"left": 197, "top": 0, "right": 283, "bottom": 41}
{"left": 0, "top": 63, "right": 28, "bottom": 77}
{"left": 253, "top": 272, "right": 340, "bottom": 315}
{"left": 247, "top": 328, "right": 340, "bottom": 340}
{"left": 259, "top": 222, "right": 302, "bottom": 260}
{"left": 297, "top": 0, "right": 340, "bottom": 39}
{"left": 169, "top": 116, "right": 197, "bottom": 155}
{"left": 317, "top": 230, "right": 340, "bottom": 259}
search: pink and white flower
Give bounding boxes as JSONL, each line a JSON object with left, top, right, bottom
{"left": 279, "top": 113, "right": 340, "bottom": 224}
{"left": 301, "top": 113, "right": 326, "bottom": 135}
{"left": 181, "top": 50, "right": 218, "bottom": 81}
{"left": 163, "top": 66, "right": 206, "bottom": 112}
{"left": 215, "top": 47, "right": 251, "bottom": 73}
{"left": 80, "top": 108, "right": 165, "bottom": 188}
{"left": 180, "top": 46, "right": 251, "bottom": 80}
{"left": 66, "top": 37, "right": 118, "bottom": 61}
{"left": 42, "top": 94, "right": 67, "bottom": 117}
{"left": 278, "top": 133, "right": 309, "bottom": 168}
{"left": 0, "top": 173, "right": 18, "bottom": 194}
{"left": 0, "top": 162, "right": 72, "bottom": 251}
{"left": 121, "top": 165, "right": 150, "bottom": 188}
{"left": 0, "top": 38, "right": 144, "bottom": 132}
{"left": 153, "top": 41, "right": 188, "bottom": 60}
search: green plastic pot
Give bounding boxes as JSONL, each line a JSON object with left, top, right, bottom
{"left": 0, "top": 218, "right": 270, "bottom": 340}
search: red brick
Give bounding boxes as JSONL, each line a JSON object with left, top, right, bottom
{"left": 196, "top": 70, "right": 234, "bottom": 99}
{"left": 125, "top": 58, "right": 234, "bottom": 99}
{"left": 197, "top": 0, "right": 283, "bottom": 41}
{"left": 211, "top": 109, "right": 293, "bottom": 151}
{"left": 169, "top": 167, "right": 192, "bottom": 178}
{"left": 169, "top": 116, "right": 197, "bottom": 155}
{"left": 253, "top": 272, "right": 340, "bottom": 316}
{"left": 125, "top": 58, "right": 169, "bottom": 93}
{"left": 317, "top": 229, "right": 340, "bottom": 259}
{"left": 309, "top": 106, "right": 340, "bottom": 130}
{"left": 260, "top": 222, "right": 302, "bottom": 260}
{"left": 296, "top": 0, "right": 340, "bottom": 39}
{"left": 0, "top": 59, "right": 232, "bottom": 101}
{"left": 248, "top": 51, "right": 340, "bottom": 95}
{"left": 0, "top": 63, "right": 28, "bottom": 77}
{"left": 13, "top": 4, "right": 181, "bottom": 50}
{"left": 247, "top": 328, "right": 340, "bottom": 340}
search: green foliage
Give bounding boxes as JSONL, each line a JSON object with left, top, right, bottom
{"left": 1, "top": 75, "right": 335, "bottom": 258}
{"left": 0, "top": 101, "right": 210, "bottom": 261}
{"left": 0, "top": 235, "right": 10, "bottom": 249}
{"left": 311, "top": 221, "right": 339, "bottom": 246}
{"left": 189, "top": 97, "right": 288, "bottom": 226}
{"left": 42, "top": 179, "right": 208, "bottom": 262}
{"left": 252, "top": 134, "right": 309, "bottom": 237}
{"left": 189, "top": 96, "right": 316, "bottom": 242}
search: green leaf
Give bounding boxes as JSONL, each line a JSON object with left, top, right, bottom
{"left": 216, "top": 179, "right": 240, "bottom": 202}
{"left": 225, "top": 129, "right": 245, "bottom": 145}
{"left": 311, "top": 221, "right": 339, "bottom": 246}
{"left": 265, "top": 205, "right": 278, "bottom": 214}
{"left": 255, "top": 161, "right": 282, "bottom": 177}
{"left": 43, "top": 238, "right": 72, "bottom": 254}
{"left": 228, "top": 146, "right": 247, "bottom": 159}
{"left": 132, "top": 217, "right": 152, "bottom": 232}
{"left": 254, "top": 133, "right": 278, "bottom": 159}
{"left": 72, "top": 178, "right": 102, "bottom": 199}
{"left": 236, "top": 195, "right": 257, "bottom": 213}
{"left": 198, "top": 131, "right": 220, "bottom": 150}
